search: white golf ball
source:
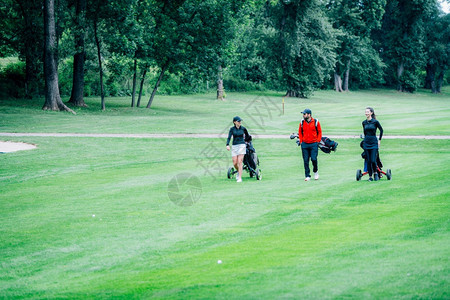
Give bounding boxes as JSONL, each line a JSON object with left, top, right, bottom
{"left": 217, "top": 260, "right": 222, "bottom": 264}
{"left": 92, "top": 214, "right": 95, "bottom": 217}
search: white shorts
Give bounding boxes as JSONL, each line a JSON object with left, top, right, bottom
{"left": 231, "top": 144, "right": 246, "bottom": 157}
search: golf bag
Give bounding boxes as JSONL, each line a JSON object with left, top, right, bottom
{"left": 227, "top": 140, "right": 262, "bottom": 180}
{"left": 360, "top": 141, "right": 382, "bottom": 172}
{"left": 298, "top": 119, "right": 337, "bottom": 154}
{"left": 356, "top": 140, "right": 391, "bottom": 181}
{"left": 243, "top": 142, "right": 258, "bottom": 173}
{"left": 318, "top": 137, "right": 338, "bottom": 153}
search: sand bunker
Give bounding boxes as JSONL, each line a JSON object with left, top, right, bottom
{"left": 0, "top": 141, "right": 37, "bottom": 153}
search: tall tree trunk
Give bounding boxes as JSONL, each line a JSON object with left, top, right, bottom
{"left": 424, "top": 64, "right": 433, "bottom": 89}
{"left": 17, "top": 1, "right": 41, "bottom": 98}
{"left": 137, "top": 67, "right": 148, "bottom": 107}
{"left": 22, "top": 6, "right": 33, "bottom": 98}
{"left": 94, "top": 18, "right": 105, "bottom": 110}
{"left": 25, "top": 55, "right": 33, "bottom": 98}
{"left": 334, "top": 72, "right": 343, "bottom": 92}
{"left": 42, "top": 0, "right": 75, "bottom": 114}
{"left": 343, "top": 60, "right": 350, "bottom": 91}
{"left": 131, "top": 58, "right": 137, "bottom": 107}
{"left": 146, "top": 61, "right": 169, "bottom": 108}
{"left": 396, "top": 61, "right": 405, "bottom": 92}
{"left": 217, "top": 65, "right": 224, "bottom": 100}
{"left": 436, "top": 70, "right": 444, "bottom": 93}
{"left": 431, "top": 76, "right": 437, "bottom": 94}
{"left": 68, "top": 0, "right": 87, "bottom": 107}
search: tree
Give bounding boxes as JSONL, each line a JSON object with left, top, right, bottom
{"left": 130, "top": 0, "right": 155, "bottom": 107}
{"left": 136, "top": 64, "right": 149, "bottom": 107}
{"left": 178, "top": 0, "right": 245, "bottom": 100}
{"left": 263, "top": 0, "right": 337, "bottom": 98}
{"left": 99, "top": 0, "right": 149, "bottom": 106}
{"left": 374, "top": 0, "right": 437, "bottom": 92}
{"left": 0, "top": 0, "right": 45, "bottom": 98}
{"left": 145, "top": 0, "right": 245, "bottom": 108}
{"left": 42, "top": 0, "right": 75, "bottom": 113}
{"left": 85, "top": 0, "right": 111, "bottom": 110}
{"left": 0, "top": 0, "right": 21, "bottom": 58}
{"left": 223, "top": 1, "right": 278, "bottom": 91}
{"left": 326, "top": 0, "right": 386, "bottom": 92}
{"left": 93, "top": 13, "right": 105, "bottom": 110}
{"left": 144, "top": 0, "right": 186, "bottom": 108}
{"left": 424, "top": 11, "right": 450, "bottom": 93}
{"left": 68, "top": 0, "right": 88, "bottom": 107}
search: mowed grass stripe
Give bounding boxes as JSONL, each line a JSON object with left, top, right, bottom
{"left": 1, "top": 135, "right": 448, "bottom": 298}
{"left": 1, "top": 85, "right": 449, "bottom": 298}
{"left": 1, "top": 88, "right": 450, "bottom": 136}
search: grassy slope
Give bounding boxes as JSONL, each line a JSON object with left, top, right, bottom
{"left": 1, "top": 87, "right": 449, "bottom": 136}
{"left": 0, "top": 88, "right": 449, "bottom": 298}
{"left": 0, "top": 137, "right": 449, "bottom": 298}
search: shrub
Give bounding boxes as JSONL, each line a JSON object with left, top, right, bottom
{"left": 58, "top": 58, "right": 73, "bottom": 96}
{"left": 223, "top": 77, "right": 265, "bottom": 92}
{"left": 0, "top": 62, "right": 26, "bottom": 98}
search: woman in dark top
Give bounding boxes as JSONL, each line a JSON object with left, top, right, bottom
{"left": 226, "top": 116, "right": 251, "bottom": 183}
{"left": 362, "top": 107, "right": 384, "bottom": 181}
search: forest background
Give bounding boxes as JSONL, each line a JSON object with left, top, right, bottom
{"left": 0, "top": 0, "right": 449, "bottom": 111}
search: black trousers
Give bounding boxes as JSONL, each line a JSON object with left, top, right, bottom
{"left": 301, "top": 142, "right": 318, "bottom": 178}
{"left": 364, "top": 148, "right": 378, "bottom": 177}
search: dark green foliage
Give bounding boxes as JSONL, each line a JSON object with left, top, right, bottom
{"left": 423, "top": 13, "right": 450, "bottom": 93}
{"left": 223, "top": 77, "right": 265, "bottom": 92}
{"left": 326, "top": 0, "right": 386, "bottom": 91}
{"left": 263, "top": 0, "right": 338, "bottom": 98}
{"left": 0, "top": 62, "right": 26, "bottom": 98}
{"left": 373, "top": 0, "right": 438, "bottom": 92}
{"left": 346, "top": 38, "right": 386, "bottom": 89}
{"left": 58, "top": 57, "right": 74, "bottom": 96}
{"left": 224, "top": 1, "right": 270, "bottom": 84}
{"left": 0, "top": 0, "right": 44, "bottom": 98}
{"left": 0, "top": 0, "right": 448, "bottom": 102}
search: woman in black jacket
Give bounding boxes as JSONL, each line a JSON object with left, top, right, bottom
{"left": 226, "top": 116, "right": 251, "bottom": 182}
{"left": 362, "top": 107, "right": 383, "bottom": 181}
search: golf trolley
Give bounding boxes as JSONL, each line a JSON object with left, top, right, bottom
{"left": 356, "top": 164, "right": 391, "bottom": 181}
{"left": 227, "top": 141, "right": 261, "bottom": 180}
{"left": 356, "top": 139, "right": 391, "bottom": 181}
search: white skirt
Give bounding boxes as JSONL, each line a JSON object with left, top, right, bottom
{"left": 231, "top": 144, "right": 246, "bottom": 157}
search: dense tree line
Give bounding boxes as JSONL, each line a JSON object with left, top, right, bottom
{"left": 0, "top": 0, "right": 448, "bottom": 111}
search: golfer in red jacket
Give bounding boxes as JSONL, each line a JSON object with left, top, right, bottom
{"left": 298, "top": 108, "right": 322, "bottom": 181}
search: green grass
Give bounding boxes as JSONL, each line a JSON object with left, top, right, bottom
{"left": 0, "top": 137, "right": 449, "bottom": 298}
{"left": 1, "top": 89, "right": 449, "bottom": 298}
{"left": 1, "top": 87, "right": 450, "bottom": 136}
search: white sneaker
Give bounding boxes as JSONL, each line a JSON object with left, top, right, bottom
{"left": 305, "top": 177, "right": 311, "bottom": 181}
{"left": 237, "top": 178, "right": 242, "bottom": 183}
{"left": 314, "top": 172, "right": 319, "bottom": 180}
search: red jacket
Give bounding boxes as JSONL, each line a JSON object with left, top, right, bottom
{"left": 298, "top": 117, "right": 322, "bottom": 144}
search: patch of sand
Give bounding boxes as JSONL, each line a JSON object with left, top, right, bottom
{"left": 0, "top": 141, "right": 37, "bottom": 153}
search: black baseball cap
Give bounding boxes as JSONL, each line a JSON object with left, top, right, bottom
{"left": 302, "top": 108, "right": 312, "bottom": 114}
{"left": 233, "top": 116, "right": 242, "bottom": 122}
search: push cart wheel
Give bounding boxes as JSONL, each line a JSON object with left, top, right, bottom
{"left": 227, "top": 167, "right": 233, "bottom": 179}
{"left": 256, "top": 169, "right": 262, "bottom": 180}
{"left": 356, "top": 169, "right": 362, "bottom": 181}
{"left": 386, "top": 169, "right": 392, "bottom": 180}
